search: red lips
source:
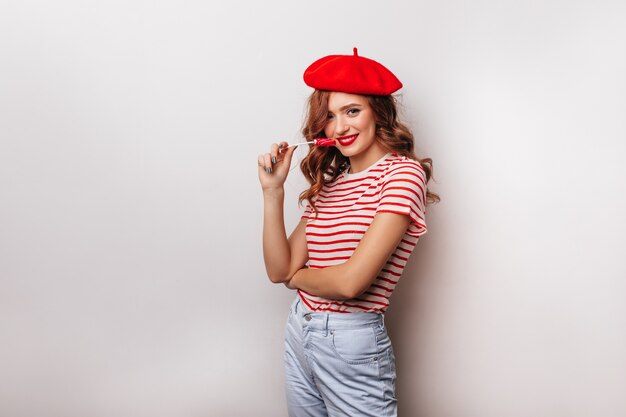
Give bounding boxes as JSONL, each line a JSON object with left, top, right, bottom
{"left": 336, "top": 134, "right": 359, "bottom": 146}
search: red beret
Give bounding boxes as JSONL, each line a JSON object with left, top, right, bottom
{"left": 303, "top": 48, "right": 402, "bottom": 96}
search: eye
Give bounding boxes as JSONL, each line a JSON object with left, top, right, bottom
{"left": 347, "top": 108, "right": 361, "bottom": 117}
{"left": 327, "top": 112, "right": 334, "bottom": 120}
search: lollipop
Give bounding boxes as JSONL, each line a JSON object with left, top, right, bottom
{"left": 279, "top": 138, "right": 336, "bottom": 152}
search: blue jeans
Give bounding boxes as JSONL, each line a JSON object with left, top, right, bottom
{"left": 284, "top": 297, "right": 397, "bottom": 417}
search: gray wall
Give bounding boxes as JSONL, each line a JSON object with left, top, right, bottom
{"left": 1, "top": 1, "right": 624, "bottom": 416}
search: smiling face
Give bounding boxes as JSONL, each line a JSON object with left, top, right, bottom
{"left": 323, "top": 92, "right": 387, "bottom": 173}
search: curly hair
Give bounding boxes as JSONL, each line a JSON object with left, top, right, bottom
{"left": 299, "top": 90, "right": 440, "bottom": 213}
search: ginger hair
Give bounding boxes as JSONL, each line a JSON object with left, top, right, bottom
{"left": 299, "top": 90, "right": 440, "bottom": 214}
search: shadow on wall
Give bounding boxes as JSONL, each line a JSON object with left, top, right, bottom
{"left": 385, "top": 233, "right": 442, "bottom": 417}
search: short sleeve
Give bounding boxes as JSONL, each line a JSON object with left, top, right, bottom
{"left": 301, "top": 202, "right": 313, "bottom": 221}
{"left": 375, "top": 162, "right": 428, "bottom": 237}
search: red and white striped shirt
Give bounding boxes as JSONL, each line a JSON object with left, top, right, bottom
{"left": 299, "top": 153, "right": 428, "bottom": 313}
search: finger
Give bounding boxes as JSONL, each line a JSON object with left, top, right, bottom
{"left": 263, "top": 153, "right": 273, "bottom": 174}
{"left": 275, "top": 142, "right": 292, "bottom": 163}
{"left": 270, "top": 143, "right": 279, "bottom": 165}
{"left": 282, "top": 143, "right": 296, "bottom": 162}
{"left": 257, "top": 155, "right": 267, "bottom": 173}
{"left": 278, "top": 141, "right": 290, "bottom": 154}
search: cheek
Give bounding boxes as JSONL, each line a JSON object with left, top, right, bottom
{"left": 365, "top": 119, "right": 377, "bottom": 135}
{"left": 355, "top": 119, "right": 374, "bottom": 136}
{"left": 324, "top": 122, "right": 334, "bottom": 137}
{"left": 355, "top": 114, "right": 374, "bottom": 132}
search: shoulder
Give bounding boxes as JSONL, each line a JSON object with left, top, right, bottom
{"left": 381, "top": 154, "right": 426, "bottom": 183}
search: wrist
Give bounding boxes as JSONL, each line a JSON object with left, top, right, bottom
{"left": 263, "top": 187, "right": 284, "bottom": 198}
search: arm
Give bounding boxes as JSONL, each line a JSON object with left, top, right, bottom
{"left": 288, "top": 159, "right": 428, "bottom": 298}
{"left": 288, "top": 212, "right": 411, "bottom": 299}
{"left": 262, "top": 197, "right": 309, "bottom": 283}
{"left": 259, "top": 142, "right": 308, "bottom": 283}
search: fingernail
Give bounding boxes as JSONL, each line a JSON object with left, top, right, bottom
{"left": 268, "top": 167, "right": 273, "bottom": 174}
{"left": 272, "top": 156, "right": 277, "bottom": 164}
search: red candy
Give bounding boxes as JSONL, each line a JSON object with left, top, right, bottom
{"left": 314, "top": 138, "right": 336, "bottom": 147}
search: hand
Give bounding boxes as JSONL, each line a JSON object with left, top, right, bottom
{"left": 257, "top": 142, "right": 296, "bottom": 191}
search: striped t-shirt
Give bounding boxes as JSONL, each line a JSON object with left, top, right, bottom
{"left": 299, "top": 152, "right": 428, "bottom": 313}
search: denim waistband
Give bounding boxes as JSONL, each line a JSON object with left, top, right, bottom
{"left": 291, "top": 297, "right": 384, "bottom": 330}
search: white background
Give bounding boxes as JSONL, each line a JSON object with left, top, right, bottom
{"left": 1, "top": 1, "right": 625, "bottom": 416}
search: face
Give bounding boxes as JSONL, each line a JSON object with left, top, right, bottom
{"left": 324, "top": 92, "right": 384, "bottom": 162}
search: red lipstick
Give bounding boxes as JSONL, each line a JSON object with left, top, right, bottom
{"left": 336, "top": 134, "right": 359, "bottom": 146}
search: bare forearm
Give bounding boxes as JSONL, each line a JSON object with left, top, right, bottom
{"left": 288, "top": 213, "right": 411, "bottom": 299}
{"left": 262, "top": 188, "right": 292, "bottom": 282}
{"left": 290, "top": 263, "right": 356, "bottom": 300}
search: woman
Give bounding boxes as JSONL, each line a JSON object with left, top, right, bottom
{"left": 257, "top": 48, "right": 439, "bottom": 417}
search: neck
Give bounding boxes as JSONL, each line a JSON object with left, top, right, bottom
{"left": 348, "top": 143, "right": 388, "bottom": 174}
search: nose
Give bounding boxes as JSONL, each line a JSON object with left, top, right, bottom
{"left": 335, "top": 117, "right": 350, "bottom": 137}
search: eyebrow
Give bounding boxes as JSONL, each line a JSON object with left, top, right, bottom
{"left": 328, "top": 103, "right": 364, "bottom": 113}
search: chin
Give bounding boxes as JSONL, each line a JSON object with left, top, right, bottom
{"left": 337, "top": 148, "right": 358, "bottom": 158}
{"left": 340, "top": 142, "right": 370, "bottom": 157}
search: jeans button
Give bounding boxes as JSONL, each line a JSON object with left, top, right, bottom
{"left": 304, "top": 314, "right": 312, "bottom": 321}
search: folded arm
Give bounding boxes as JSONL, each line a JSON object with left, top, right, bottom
{"left": 287, "top": 212, "right": 411, "bottom": 300}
